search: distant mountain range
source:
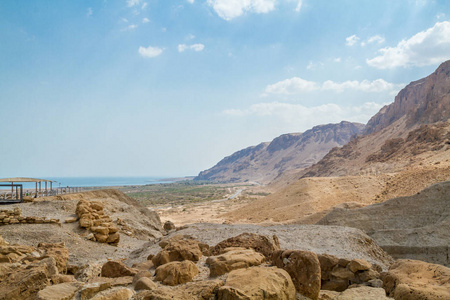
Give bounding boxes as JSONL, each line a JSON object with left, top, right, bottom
{"left": 195, "top": 121, "right": 365, "bottom": 183}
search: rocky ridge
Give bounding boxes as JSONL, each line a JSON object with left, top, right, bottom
{"left": 195, "top": 121, "right": 364, "bottom": 183}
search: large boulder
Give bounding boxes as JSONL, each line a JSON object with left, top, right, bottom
{"left": 0, "top": 264, "right": 49, "bottom": 300}
{"left": 101, "top": 261, "right": 137, "bottom": 278}
{"left": 154, "top": 260, "right": 199, "bottom": 286}
{"left": 206, "top": 247, "right": 265, "bottom": 276}
{"left": 334, "top": 286, "right": 390, "bottom": 300}
{"left": 211, "top": 233, "right": 280, "bottom": 259}
{"left": 272, "top": 250, "right": 321, "bottom": 300}
{"left": 218, "top": 266, "right": 295, "bottom": 300}
{"left": 90, "top": 287, "right": 134, "bottom": 300}
{"left": 383, "top": 259, "right": 450, "bottom": 299}
{"left": 36, "top": 282, "right": 82, "bottom": 300}
{"left": 152, "top": 238, "right": 203, "bottom": 267}
{"left": 134, "top": 280, "right": 223, "bottom": 300}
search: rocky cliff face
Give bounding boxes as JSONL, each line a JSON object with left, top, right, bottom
{"left": 301, "top": 60, "right": 450, "bottom": 178}
{"left": 364, "top": 60, "right": 450, "bottom": 135}
{"left": 195, "top": 121, "right": 365, "bottom": 183}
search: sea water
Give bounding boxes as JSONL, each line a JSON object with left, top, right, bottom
{"left": 2, "top": 177, "right": 175, "bottom": 189}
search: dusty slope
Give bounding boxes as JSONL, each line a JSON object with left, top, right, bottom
{"left": 223, "top": 164, "right": 450, "bottom": 225}
{"left": 0, "top": 189, "right": 164, "bottom": 267}
{"left": 195, "top": 121, "right": 364, "bottom": 183}
{"left": 317, "top": 181, "right": 450, "bottom": 266}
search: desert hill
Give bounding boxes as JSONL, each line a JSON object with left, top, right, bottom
{"left": 317, "top": 181, "right": 450, "bottom": 267}
{"left": 195, "top": 121, "right": 364, "bottom": 183}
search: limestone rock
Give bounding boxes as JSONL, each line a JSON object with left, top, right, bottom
{"left": 134, "top": 280, "right": 223, "bottom": 300}
{"left": 335, "top": 286, "right": 390, "bottom": 300}
{"left": 132, "top": 270, "right": 153, "bottom": 286}
{"left": 206, "top": 248, "right": 265, "bottom": 276}
{"left": 272, "top": 250, "right": 321, "bottom": 300}
{"left": 38, "top": 242, "right": 69, "bottom": 273}
{"left": 90, "top": 287, "right": 134, "bottom": 300}
{"left": 218, "top": 266, "right": 295, "bottom": 300}
{"left": 163, "top": 221, "right": 176, "bottom": 231}
{"left": 211, "top": 232, "right": 280, "bottom": 259}
{"left": 321, "top": 279, "right": 349, "bottom": 293}
{"left": 0, "top": 264, "right": 49, "bottom": 300}
{"left": 132, "top": 260, "right": 153, "bottom": 272}
{"left": 36, "top": 282, "right": 82, "bottom": 300}
{"left": 134, "top": 277, "right": 157, "bottom": 291}
{"left": 93, "top": 276, "right": 134, "bottom": 287}
{"left": 348, "top": 259, "right": 372, "bottom": 273}
{"left": 318, "top": 254, "right": 339, "bottom": 281}
{"left": 101, "top": 261, "right": 137, "bottom": 278}
{"left": 80, "top": 282, "right": 111, "bottom": 300}
{"left": 152, "top": 239, "right": 202, "bottom": 267}
{"left": 154, "top": 260, "right": 199, "bottom": 286}
{"left": 383, "top": 259, "right": 450, "bottom": 299}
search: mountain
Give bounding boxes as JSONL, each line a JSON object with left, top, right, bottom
{"left": 195, "top": 121, "right": 365, "bottom": 183}
{"left": 301, "top": 60, "right": 450, "bottom": 178}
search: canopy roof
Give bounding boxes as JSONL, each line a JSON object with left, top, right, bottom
{"left": 0, "top": 177, "right": 54, "bottom": 183}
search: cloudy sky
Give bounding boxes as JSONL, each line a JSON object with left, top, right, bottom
{"left": 1, "top": 0, "right": 450, "bottom": 177}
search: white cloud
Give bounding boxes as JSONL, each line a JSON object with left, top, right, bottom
{"left": 334, "top": 57, "right": 341, "bottom": 63}
{"left": 264, "top": 77, "right": 319, "bottom": 95}
{"left": 367, "top": 21, "right": 450, "bottom": 69}
{"left": 122, "top": 18, "right": 129, "bottom": 23}
{"left": 436, "top": 13, "right": 445, "bottom": 19}
{"left": 122, "top": 24, "right": 138, "bottom": 31}
{"left": 367, "top": 35, "right": 385, "bottom": 44}
{"left": 295, "top": 0, "right": 302, "bottom": 12}
{"left": 186, "top": 34, "right": 196, "bottom": 40}
{"left": 141, "top": 2, "right": 148, "bottom": 9}
{"left": 127, "top": 0, "right": 141, "bottom": 7}
{"left": 178, "top": 43, "right": 205, "bottom": 52}
{"left": 138, "top": 46, "right": 163, "bottom": 58}
{"left": 87, "top": 7, "right": 93, "bottom": 17}
{"left": 306, "top": 61, "right": 324, "bottom": 70}
{"left": 142, "top": 18, "right": 150, "bottom": 23}
{"left": 264, "top": 77, "right": 403, "bottom": 96}
{"left": 224, "top": 101, "right": 387, "bottom": 127}
{"left": 346, "top": 34, "right": 360, "bottom": 46}
{"left": 187, "top": 0, "right": 194, "bottom": 3}
{"left": 207, "top": 0, "right": 276, "bottom": 20}
{"left": 322, "top": 79, "right": 404, "bottom": 95}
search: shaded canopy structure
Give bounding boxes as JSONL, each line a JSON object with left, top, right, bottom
{"left": 0, "top": 177, "right": 55, "bottom": 203}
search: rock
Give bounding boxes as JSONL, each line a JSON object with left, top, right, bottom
{"left": 0, "top": 264, "right": 49, "bottom": 300}
{"left": 319, "top": 290, "right": 341, "bottom": 300}
{"left": 318, "top": 254, "right": 339, "bottom": 280}
{"left": 272, "top": 250, "right": 321, "bottom": 300}
{"left": 134, "top": 277, "right": 157, "bottom": 291}
{"left": 335, "top": 286, "right": 390, "bottom": 300}
{"left": 86, "top": 233, "right": 96, "bottom": 241}
{"left": 132, "top": 260, "right": 153, "bottom": 271}
{"left": 38, "top": 242, "right": 69, "bottom": 273}
{"left": 65, "top": 217, "right": 78, "bottom": 223}
{"left": 321, "top": 279, "right": 349, "bottom": 293}
{"left": 348, "top": 259, "right": 372, "bottom": 273}
{"left": 218, "top": 266, "right": 295, "bottom": 300}
{"left": 101, "top": 261, "right": 137, "bottom": 278}
{"left": 75, "top": 264, "right": 102, "bottom": 282}
{"left": 51, "top": 274, "right": 76, "bottom": 284}
{"left": 368, "top": 279, "right": 383, "bottom": 288}
{"left": 206, "top": 248, "right": 265, "bottom": 276}
{"left": 93, "top": 276, "right": 134, "bottom": 287}
{"left": 383, "top": 259, "right": 450, "bottom": 299}
{"left": 37, "top": 257, "right": 60, "bottom": 277}
{"left": 135, "top": 280, "right": 223, "bottom": 300}
{"left": 357, "top": 269, "right": 380, "bottom": 283}
{"left": 163, "top": 221, "right": 176, "bottom": 231}
{"left": 80, "top": 282, "right": 112, "bottom": 300}
{"left": 152, "top": 239, "right": 202, "bottom": 267}
{"left": 330, "top": 267, "right": 355, "bottom": 280}
{"left": 211, "top": 232, "right": 280, "bottom": 259}
{"left": 154, "top": 260, "right": 199, "bottom": 286}
{"left": 36, "top": 282, "right": 82, "bottom": 300}
{"left": 92, "top": 226, "right": 110, "bottom": 235}
{"left": 90, "top": 287, "right": 134, "bottom": 300}
{"left": 132, "top": 271, "right": 153, "bottom": 286}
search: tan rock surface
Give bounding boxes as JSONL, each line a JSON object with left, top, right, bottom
{"left": 90, "top": 287, "right": 134, "bottom": 300}
{"left": 0, "top": 263, "right": 49, "bottom": 300}
{"left": 152, "top": 237, "right": 203, "bottom": 267}
{"left": 154, "top": 260, "right": 199, "bottom": 286}
{"left": 134, "top": 277, "right": 157, "bottom": 291}
{"left": 383, "top": 259, "right": 450, "bottom": 299}
{"left": 335, "top": 286, "right": 390, "bottom": 300}
{"left": 101, "top": 260, "right": 138, "bottom": 278}
{"left": 272, "top": 250, "right": 321, "bottom": 300}
{"left": 134, "top": 280, "right": 223, "bottom": 300}
{"left": 206, "top": 248, "right": 265, "bottom": 276}
{"left": 210, "top": 232, "right": 280, "bottom": 259}
{"left": 218, "top": 266, "right": 296, "bottom": 300}
{"left": 36, "top": 282, "right": 82, "bottom": 300}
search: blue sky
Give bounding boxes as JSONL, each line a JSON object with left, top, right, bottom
{"left": 1, "top": 0, "right": 450, "bottom": 177}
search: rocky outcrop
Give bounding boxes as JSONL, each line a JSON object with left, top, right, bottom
{"left": 206, "top": 247, "right": 265, "bottom": 276}
{"left": 154, "top": 260, "right": 199, "bottom": 286}
{"left": 218, "top": 266, "right": 296, "bottom": 300}
{"left": 195, "top": 121, "right": 364, "bottom": 183}
{"left": 0, "top": 207, "right": 60, "bottom": 226}
{"left": 210, "top": 232, "right": 280, "bottom": 259}
{"left": 317, "top": 181, "right": 450, "bottom": 266}
{"left": 76, "top": 200, "right": 120, "bottom": 245}
{"left": 272, "top": 250, "right": 321, "bottom": 300}
{"left": 152, "top": 235, "right": 204, "bottom": 267}
{"left": 101, "top": 261, "right": 138, "bottom": 278}
{"left": 135, "top": 280, "right": 223, "bottom": 300}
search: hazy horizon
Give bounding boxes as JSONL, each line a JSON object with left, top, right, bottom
{"left": 1, "top": 0, "right": 450, "bottom": 177}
